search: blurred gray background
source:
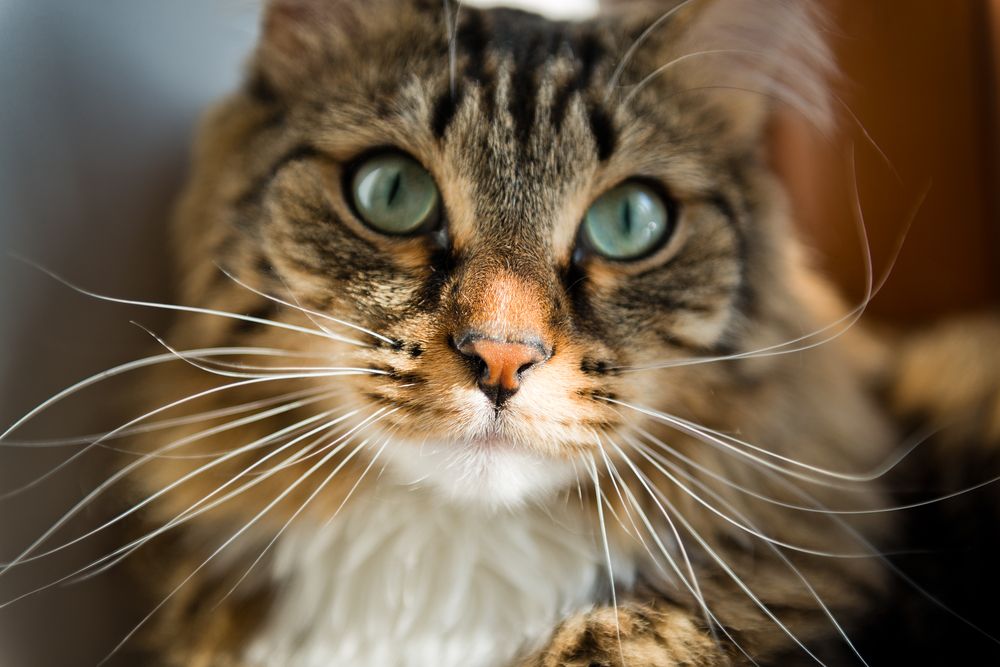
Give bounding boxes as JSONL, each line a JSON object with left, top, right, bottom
{"left": 0, "top": 2, "right": 258, "bottom": 664}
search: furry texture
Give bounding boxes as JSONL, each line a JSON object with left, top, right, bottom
{"left": 75, "top": 1, "right": 997, "bottom": 665}
{"left": 246, "top": 485, "right": 611, "bottom": 667}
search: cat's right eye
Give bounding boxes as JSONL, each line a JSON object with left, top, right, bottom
{"left": 349, "top": 153, "right": 441, "bottom": 235}
{"left": 579, "top": 181, "right": 675, "bottom": 261}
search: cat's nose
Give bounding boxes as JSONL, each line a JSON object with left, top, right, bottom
{"left": 454, "top": 332, "right": 551, "bottom": 407}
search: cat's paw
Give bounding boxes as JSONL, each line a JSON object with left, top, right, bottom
{"left": 525, "top": 603, "right": 729, "bottom": 667}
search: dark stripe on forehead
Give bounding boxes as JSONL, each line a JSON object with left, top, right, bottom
{"left": 550, "top": 32, "right": 605, "bottom": 130}
{"left": 430, "top": 9, "right": 490, "bottom": 139}
{"left": 458, "top": 10, "right": 491, "bottom": 88}
{"left": 431, "top": 86, "right": 464, "bottom": 139}
{"left": 488, "top": 9, "right": 564, "bottom": 144}
{"left": 587, "top": 105, "right": 616, "bottom": 161}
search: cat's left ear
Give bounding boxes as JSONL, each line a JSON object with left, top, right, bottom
{"left": 611, "top": 0, "right": 837, "bottom": 141}
{"left": 253, "top": 0, "right": 387, "bottom": 94}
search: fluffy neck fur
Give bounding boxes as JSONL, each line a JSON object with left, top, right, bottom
{"left": 245, "top": 482, "right": 629, "bottom": 667}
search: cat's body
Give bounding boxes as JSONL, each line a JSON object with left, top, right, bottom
{"left": 109, "top": 1, "right": 1000, "bottom": 665}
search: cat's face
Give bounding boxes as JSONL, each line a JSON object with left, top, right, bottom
{"left": 176, "top": 0, "right": 829, "bottom": 506}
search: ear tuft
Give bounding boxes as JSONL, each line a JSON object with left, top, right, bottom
{"left": 678, "top": 0, "right": 837, "bottom": 136}
{"left": 255, "top": 0, "right": 361, "bottom": 91}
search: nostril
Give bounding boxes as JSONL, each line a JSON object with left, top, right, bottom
{"left": 452, "top": 331, "right": 552, "bottom": 407}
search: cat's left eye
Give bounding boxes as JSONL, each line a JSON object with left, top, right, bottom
{"left": 580, "top": 182, "right": 675, "bottom": 261}
{"left": 349, "top": 153, "right": 441, "bottom": 235}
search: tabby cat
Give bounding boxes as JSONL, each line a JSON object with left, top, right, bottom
{"left": 11, "top": 0, "right": 1000, "bottom": 665}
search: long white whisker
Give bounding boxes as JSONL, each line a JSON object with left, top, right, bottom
{"left": 629, "top": 465, "right": 827, "bottom": 666}
{"left": 216, "top": 433, "right": 389, "bottom": 607}
{"left": 96, "top": 413, "right": 382, "bottom": 665}
{"left": 737, "top": 446, "right": 1000, "bottom": 649}
{"left": 0, "top": 408, "right": 392, "bottom": 607}
{"left": 242, "top": 408, "right": 393, "bottom": 477}
{"left": 586, "top": 453, "right": 626, "bottom": 667}
{"left": 0, "top": 406, "right": 351, "bottom": 572}
{"left": 605, "top": 439, "right": 758, "bottom": 666}
{"left": 604, "top": 0, "right": 700, "bottom": 102}
{"left": 629, "top": 439, "right": 871, "bottom": 665}
{"left": 0, "top": 347, "right": 317, "bottom": 442}
{"left": 596, "top": 438, "right": 652, "bottom": 548}
{"left": 216, "top": 265, "right": 395, "bottom": 346}
{"left": 606, "top": 399, "right": 896, "bottom": 485}
{"left": 133, "top": 322, "right": 383, "bottom": 381}
{"left": 634, "top": 424, "right": 992, "bottom": 517}
{"left": 68, "top": 410, "right": 386, "bottom": 587}
{"left": 1, "top": 372, "right": 354, "bottom": 502}
{"left": 628, "top": 438, "right": 879, "bottom": 558}
{"left": 16, "top": 257, "right": 366, "bottom": 347}
{"left": 0, "top": 386, "right": 333, "bottom": 449}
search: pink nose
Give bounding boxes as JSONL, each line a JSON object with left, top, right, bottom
{"left": 455, "top": 334, "right": 550, "bottom": 406}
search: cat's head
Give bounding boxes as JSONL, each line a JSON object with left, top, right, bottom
{"left": 171, "top": 0, "right": 835, "bottom": 507}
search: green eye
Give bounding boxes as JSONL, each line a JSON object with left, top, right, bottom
{"left": 581, "top": 182, "right": 674, "bottom": 260}
{"left": 350, "top": 153, "right": 440, "bottom": 234}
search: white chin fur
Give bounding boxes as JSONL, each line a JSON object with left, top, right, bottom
{"left": 379, "top": 437, "right": 579, "bottom": 508}
{"left": 245, "top": 483, "right": 627, "bottom": 667}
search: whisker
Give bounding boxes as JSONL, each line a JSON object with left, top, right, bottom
{"left": 603, "top": 0, "right": 701, "bottom": 102}
{"left": 0, "top": 406, "right": 353, "bottom": 573}
{"left": 0, "top": 386, "right": 333, "bottom": 449}
{"left": 15, "top": 256, "right": 368, "bottom": 347}
{"left": 215, "top": 432, "right": 390, "bottom": 607}
{"left": 605, "top": 439, "right": 758, "bottom": 666}
{"left": 596, "top": 438, "right": 722, "bottom": 643}
{"left": 632, "top": 424, "right": 996, "bottom": 517}
{"left": 585, "top": 453, "right": 626, "bottom": 667}
{"left": 133, "top": 322, "right": 384, "bottom": 381}
{"left": 245, "top": 408, "right": 394, "bottom": 476}
{"left": 216, "top": 264, "right": 395, "bottom": 346}
{"left": 596, "top": 439, "right": 650, "bottom": 546}
{"left": 734, "top": 446, "right": 1000, "bottom": 649}
{"left": 604, "top": 399, "right": 899, "bottom": 485}
{"left": 0, "top": 408, "right": 392, "bottom": 607}
{"left": 96, "top": 417, "right": 383, "bottom": 665}
{"left": 628, "top": 438, "right": 880, "bottom": 559}
{"left": 621, "top": 458, "right": 827, "bottom": 666}
{"left": 627, "top": 438, "right": 872, "bottom": 665}
{"left": 0, "top": 347, "right": 321, "bottom": 442}
{"left": 0, "top": 372, "right": 350, "bottom": 502}
{"left": 95, "top": 390, "right": 342, "bottom": 461}
{"left": 623, "top": 149, "right": 928, "bottom": 374}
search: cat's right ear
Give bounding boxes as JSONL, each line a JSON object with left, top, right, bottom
{"left": 251, "top": 0, "right": 366, "bottom": 97}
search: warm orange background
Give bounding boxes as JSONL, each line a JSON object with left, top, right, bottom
{"left": 778, "top": 0, "right": 999, "bottom": 323}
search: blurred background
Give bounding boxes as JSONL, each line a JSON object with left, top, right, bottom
{"left": 0, "top": 0, "right": 996, "bottom": 664}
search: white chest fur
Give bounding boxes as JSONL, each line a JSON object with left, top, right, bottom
{"left": 245, "top": 486, "right": 626, "bottom": 667}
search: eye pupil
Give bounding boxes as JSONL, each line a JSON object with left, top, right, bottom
{"left": 621, "top": 199, "right": 633, "bottom": 235}
{"left": 387, "top": 172, "right": 402, "bottom": 207}
{"left": 350, "top": 153, "right": 440, "bottom": 235}
{"left": 582, "top": 182, "right": 673, "bottom": 261}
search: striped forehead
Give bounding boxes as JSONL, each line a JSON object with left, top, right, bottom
{"left": 427, "top": 8, "right": 619, "bottom": 250}
{"left": 432, "top": 9, "right": 616, "bottom": 156}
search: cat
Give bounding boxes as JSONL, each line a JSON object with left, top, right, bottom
{"left": 6, "top": 0, "right": 999, "bottom": 665}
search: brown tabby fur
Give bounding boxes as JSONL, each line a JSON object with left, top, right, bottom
{"left": 117, "top": 1, "right": 1000, "bottom": 665}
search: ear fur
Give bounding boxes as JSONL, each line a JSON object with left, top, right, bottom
{"left": 609, "top": 0, "right": 837, "bottom": 139}
{"left": 254, "top": 0, "right": 377, "bottom": 93}
{"left": 684, "top": 0, "right": 836, "bottom": 134}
